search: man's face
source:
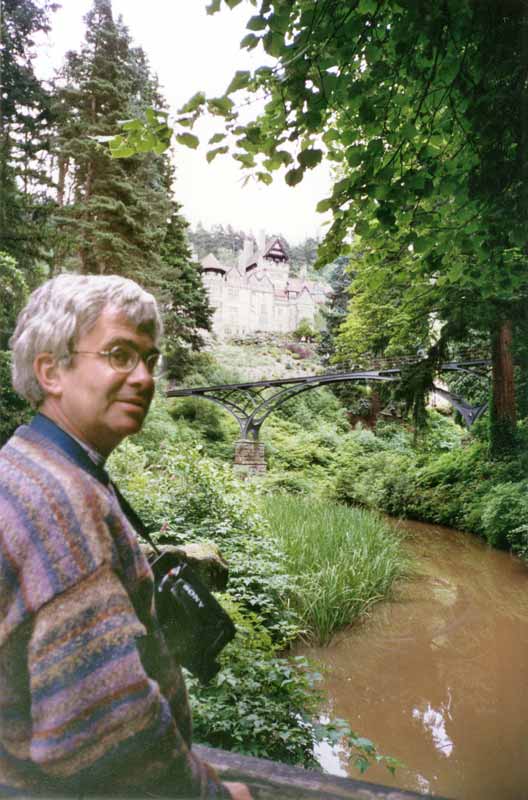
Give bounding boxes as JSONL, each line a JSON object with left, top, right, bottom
{"left": 48, "top": 306, "right": 157, "bottom": 455}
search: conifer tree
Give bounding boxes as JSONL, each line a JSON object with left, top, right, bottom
{"left": 0, "top": 0, "right": 54, "bottom": 287}
{"left": 155, "top": 206, "right": 213, "bottom": 379}
{"left": 53, "top": 0, "right": 170, "bottom": 278}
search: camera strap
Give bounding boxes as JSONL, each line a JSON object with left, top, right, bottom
{"left": 109, "top": 481, "right": 162, "bottom": 557}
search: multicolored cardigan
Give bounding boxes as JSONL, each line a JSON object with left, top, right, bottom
{"left": 0, "top": 418, "right": 228, "bottom": 797}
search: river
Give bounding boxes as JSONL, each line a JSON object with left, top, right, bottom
{"left": 301, "top": 519, "right": 528, "bottom": 799}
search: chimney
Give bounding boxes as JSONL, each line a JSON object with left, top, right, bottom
{"left": 256, "top": 229, "right": 267, "bottom": 254}
{"left": 238, "top": 236, "right": 254, "bottom": 268}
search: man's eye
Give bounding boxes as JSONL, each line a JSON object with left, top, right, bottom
{"left": 110, "top": 347, "right": 133, "bottom": 367}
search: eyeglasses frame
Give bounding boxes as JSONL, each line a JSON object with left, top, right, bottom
{"left": 68, "top": 344, "right": 162, "bottom": 376}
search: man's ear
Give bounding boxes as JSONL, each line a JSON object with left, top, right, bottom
{"left": 33, "top": 353, "right": 63, "bottom": 398}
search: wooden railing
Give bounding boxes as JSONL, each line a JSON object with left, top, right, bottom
{"left": 194, "top": 745, "right": 452, "bottom": 800}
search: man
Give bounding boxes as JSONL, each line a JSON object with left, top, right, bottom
{"left": 0, "top": 274, "right": 250, "bottom": 799}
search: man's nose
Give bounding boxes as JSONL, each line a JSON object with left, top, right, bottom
{"left": 127, "top": 358, "right": 155, "bottom": 389}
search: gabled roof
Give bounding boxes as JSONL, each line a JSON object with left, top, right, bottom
{"left": 225, "top": 266, "right": 245, "bottom": 285}
{"left": 247, "top": 271, "right": 274, "bottom": 291}
{"left": 201, "top": 253, "right": 226, "bottom": 273}
{"left": 242, "top": 235, "right": 289, "bottom": 271}
{"left": 263, "top": 237, "right": 288, "bottom": 263}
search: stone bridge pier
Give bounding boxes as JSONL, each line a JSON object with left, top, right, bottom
{"left": 234, "top": 439, "right": 266, "bottom": 475}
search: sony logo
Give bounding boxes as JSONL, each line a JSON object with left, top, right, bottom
{"left": 182, "top": 582, "right": 205, "bottom": 609}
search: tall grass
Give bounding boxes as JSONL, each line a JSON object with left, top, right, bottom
{"left": 262, "top": 494, "right": 409, "bottom": 645}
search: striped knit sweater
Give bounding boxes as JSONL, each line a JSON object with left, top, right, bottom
{"left": 0, "top": 421, "right": 228, "bottom": 798}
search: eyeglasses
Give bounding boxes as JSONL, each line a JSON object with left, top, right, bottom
{"left": 70, "top": 344, "right": 162, "bottom": 376}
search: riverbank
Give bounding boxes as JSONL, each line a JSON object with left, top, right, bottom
{"left": 331, "top": 418, "right": 528, "bottom": 561}
{"left": 300, "top": 518, "right": 528, "bottom": 800}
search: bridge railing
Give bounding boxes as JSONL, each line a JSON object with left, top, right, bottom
{"left": 195, "top": 745, "right": 451, "bottom": 800}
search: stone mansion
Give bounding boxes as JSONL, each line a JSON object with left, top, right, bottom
{"left": 200, "top": 234, "right": 332, "bottom": 337}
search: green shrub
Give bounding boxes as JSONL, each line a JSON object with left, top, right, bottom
{"left": 169, "top": 395, "right": 238, "bottom": 449}
{"left": 257, "top": 470, "right": 317, "bottom": 496}
{"left": 293, "top": 318, "right": 317, "bottom": 340}
{"left": 188, "top": 598, "right": 320, "bottom": 764}
{"left": 422, "top": 410, "right": 466, "bottom": 451}
{"left": 332, "top": 428, "right": 420, "bottom": 517}
{"left": 178, "top": 350, "right": 244, "bottom": 388}
{"left": 265, "top": 419, "right": 341, "bottom": 473}
{"left": 271, "top": 386, "right": 348, "bottom": 429}
{"left": 507, "top": 523, "right": 528, "bottom": 561}
{"left": 0, "top": 251, "right": 28, "bottom": 349}
{"left": 480, "top": 481, "right": 528, "bottom": 548}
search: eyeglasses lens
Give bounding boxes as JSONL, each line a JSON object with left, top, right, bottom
{"left": 108, "top": 346, "right": 161, "bottom": 375}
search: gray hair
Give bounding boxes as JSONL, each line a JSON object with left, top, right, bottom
{"left": 10, "top": 274, "right": 163, "bottom": 408}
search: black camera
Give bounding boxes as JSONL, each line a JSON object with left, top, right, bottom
{"left": 151, "top": 556, "right": 235, "bottom": 684}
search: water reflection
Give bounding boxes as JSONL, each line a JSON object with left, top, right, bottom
{"left": 299, "top": 521, "right": 528, "bottom": 800}
{"left": 412, "top": 701, "right": 454, "bottom": 758}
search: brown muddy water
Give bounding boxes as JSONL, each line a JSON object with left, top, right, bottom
{"left": 301, "top": 520, "right": 528, "bottom": 800}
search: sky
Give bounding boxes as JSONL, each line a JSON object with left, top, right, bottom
{"left": 35, "top": 0, "right": 332, "bottom": 244}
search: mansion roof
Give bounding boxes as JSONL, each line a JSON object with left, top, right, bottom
{"left": 201, "top": 235, "right": 332, "bottom": 302}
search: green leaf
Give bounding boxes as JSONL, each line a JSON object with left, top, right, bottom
{"left": 263, "top": 30, "right": 285, "bottom": 58}
{"left": 357, "top": 0, "right": 377, "bottom": 14}
{"left": 355, "top": 220, "right": 371, "bottom": 237}
{"left": 179, "top": 92, "right": 206, "bottom": 114}
{"left": 118, "top": 118, "right": 142, "bottom": 131}
{"left": 371, "top": 183, "right": 389, "bottom": 200}
{"left": 226, "top": 70, "right": 251, "bottom": 94}
{"left": 175, "top": 116, "right": 194, "bottom": 128}
{"left": 401, "top": 122, "right": 419, "bottom": 140}
{"left": 206, "top": 146, "right": 229, "bottom": 163}
{"left": 323, "top": 129, "right": 340, "bottom": 145}
{"left": 206, "top": 0, "right": 221, "bottom": 14}
{"left": 208, "top": 96, "right": 234, "bottom": 117}
{"left": 316, "top": 198, "right": 333, "bottom": 213}
{"left": 175, "top": 133, "right": 199, "bottom": 149}
{"left": 152, "top": 139, "right": 170, "bottom": 155}
{"left": 285, "top": 167, "right": 304, "bottom": 187}
{"left": 247, "top": 15, "right": 268, "bottom": 31}
{"left": 109, "top": 145, "right": 136, "bottom": 158}
{"left": 346, "top": 146, "right": 364, "bottom": 167}
{"left": 208, "top": 132, "right": 226, "bottom": 145}
{"left": 145, "top": 107, "right": 167, "bottom": 125}
{"left": 257, "top": 172, "right": 273, "bottom": 185}
{"left": 109, "top": 135, "right": 125, "bottom": 149}
{"left": 354, "top": 737, "right": 375, "bottom": 752}
{"left": 234, "top": 152, "right": 255, "bottom": 168}
{"left": 354, "top": 755, "right": 370, "bottom": 774}
{"left": 298, "top": 148, "right": 323, "bottom": 169}
{"left": 413, "top": 236, "right": 433, "bottom": 254}
{"left": 240, "top": 33, "right": 259, "bottom": 50}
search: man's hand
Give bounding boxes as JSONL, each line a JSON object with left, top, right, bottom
{"left": 223, "top": 781, "right": 253, "bottom": 800}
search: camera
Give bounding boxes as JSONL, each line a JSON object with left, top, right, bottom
{"left": 151, "top": 554, "right": 236, "bottom": 684}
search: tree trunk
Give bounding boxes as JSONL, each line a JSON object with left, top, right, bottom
{"left": 369, "top": 388, "right": 382, "bottom": 428}
{"left": 57, "top": 156, "right": 67, "bottom": 207}
{"left": 489, "top": 318, "right": 517, "bottom": 456}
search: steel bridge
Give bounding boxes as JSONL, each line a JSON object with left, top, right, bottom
{"left": 166, "top": 359, "right": 490, "bottom": 441}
